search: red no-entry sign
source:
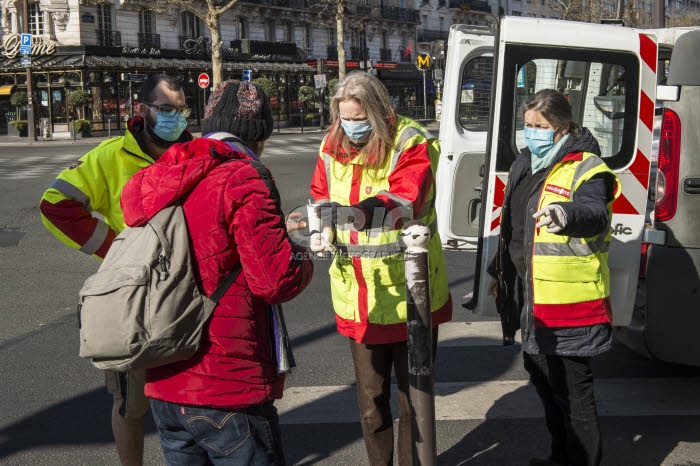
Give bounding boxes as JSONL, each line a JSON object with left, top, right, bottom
{"left": 198, "top": 73, "right": 210, "bottom": 89}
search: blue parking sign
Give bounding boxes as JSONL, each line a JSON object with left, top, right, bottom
{"left": 20, "top": 33, "right": 31, "bottom": 55}
{"left": 242, "top": 70, "right": 251, "bottom": 82}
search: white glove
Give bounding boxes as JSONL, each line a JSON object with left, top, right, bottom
{"left": 533, "top": 204, "right": 568, "bottom": 234}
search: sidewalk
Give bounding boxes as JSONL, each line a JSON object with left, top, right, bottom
{"left": 0, "top": 120, "right": 440, "bottom": 147}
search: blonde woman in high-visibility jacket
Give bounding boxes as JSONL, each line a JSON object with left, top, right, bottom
{"left": 39, "top": 75, "right": 192, "bottom": 466}
{"left": 488, "top": 89, "right": 621, "bottom": 466}
{"left": 310, "top": 72, "right": 452, "bottom": 466}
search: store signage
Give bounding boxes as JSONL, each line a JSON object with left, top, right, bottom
{"left": 122, "top": 46, "right": 161, "bottom": 56}
{"left": 82, "top": 13, "right": 95, "bottom": 23}
{"left": 1, "top": 33, "right": 56, "bottom": 59}
{"left": 198, "top": 73, "right": 210, "bottom": 89}
{"left": 121, "top": 73, "right": 148, "bottom": 82}
{"left": 375, "top": 62, "right": 398, "bottom": 69}
{"left": 306, "top": 61, "right": 360, "bottom": 69}
{"left": 183, "top": 37, "right": 300, "bottom": 63}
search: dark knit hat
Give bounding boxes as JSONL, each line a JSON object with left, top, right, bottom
{"left": 201, "top": 80, "right": 273, "bottom": 142}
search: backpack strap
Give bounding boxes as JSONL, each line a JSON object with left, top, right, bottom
{"left": 209, "top": 264, "right": 243, "bottom": 303}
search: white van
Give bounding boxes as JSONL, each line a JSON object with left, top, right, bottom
{"left": 435, "top": 17, "right": 700, "bottom": 366}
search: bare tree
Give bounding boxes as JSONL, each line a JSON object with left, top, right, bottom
{"left": 83, "top": 0, "right": 238, "bottom": 86}
{"left": 524, "top": 0, "right": 693, "bottom": 27}
{"left": 309, "top": 0, "right": 379, "bottom": 80}
{"left": 155, "top": 0, "right": 239, "bottom": 86}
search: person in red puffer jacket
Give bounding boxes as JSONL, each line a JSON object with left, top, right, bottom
{"left": 120, "top": 80, "right": 313, "bottom": 466}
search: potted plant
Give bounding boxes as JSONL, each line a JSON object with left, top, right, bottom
{"left": 252, "top": 77, "right": 277, "bottom": 100}
{"left": 67, "top": 89, "right": 91, "bottom": 120}
{"left": 72, "top": 119, "right": 92, "bottom": 137}
{"left": 10, "top": 91, "right": 27, "bottom": 108}
{"left": 9, "top": 119, "right": 28, "bottom": 137}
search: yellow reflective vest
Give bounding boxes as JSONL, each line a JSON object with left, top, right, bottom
{"left": 39, "top": 129, "right": 154, "bottom": 259}
{"left": 531, "top": 151, "right": 621, "bottom": 327}
{"left": 313, "top": 116, "right": 452, "bottom": 344}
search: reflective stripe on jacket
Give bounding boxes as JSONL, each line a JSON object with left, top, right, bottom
{"left": 39, "top": 129, "right": 153, "bottom": 259}
{"left": 311, "top": 116, "right": 452, "bottom": 344}
{"left": 531, "top": 151, "right": 621, "bottom": 327}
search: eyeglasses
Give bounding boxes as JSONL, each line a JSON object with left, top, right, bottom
{"left": 144, "top": 103, "right": 191, "bottom": 118}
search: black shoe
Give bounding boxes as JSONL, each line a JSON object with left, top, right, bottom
{"left": 528, "top": 458, "right": 565, "bottom": 466}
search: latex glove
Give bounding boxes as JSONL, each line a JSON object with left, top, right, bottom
{"left": 533, "top": 204, "right": 568, "bottom": 234}
{"left": 316, "top": 202, "right": 366, "bottom": 228}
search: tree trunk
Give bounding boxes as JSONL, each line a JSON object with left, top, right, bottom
{"left": 208, "top": 14, "right": 224, "bottom": 86}
{"left": 336, "top": 3, "right": 346, "bottom": 79}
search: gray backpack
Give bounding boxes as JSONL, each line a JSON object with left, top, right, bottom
{"left": 78, "top": 202, "right": 241, "bottom": 372}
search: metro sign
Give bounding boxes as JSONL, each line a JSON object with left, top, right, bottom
{"left": 198, "top": 73, "right": 210, "bottom": 89}
{"left": 417, "top": 53, "right": 431, "bottom": 70}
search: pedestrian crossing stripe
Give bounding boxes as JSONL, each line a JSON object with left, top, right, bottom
{"left": 276, "top": 321, "right": 700, "bottom": 424}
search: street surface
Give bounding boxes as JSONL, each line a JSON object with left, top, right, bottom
{"left": 1, "top": 129, "right": 700, "bottom": 465}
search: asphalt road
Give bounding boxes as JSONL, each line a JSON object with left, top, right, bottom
{"left": 1, "top": 132, "right": 699, "bottom": 465}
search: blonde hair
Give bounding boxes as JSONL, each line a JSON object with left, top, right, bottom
{"left": 329, "top": 72, "right": 396, "bottom": 169}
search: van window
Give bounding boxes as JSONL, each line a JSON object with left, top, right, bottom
{"left": 495, "top": 45, "right": 639, "bottom": 172}
{"left": 458, "top": 56, "right": 493, "bottom": 132}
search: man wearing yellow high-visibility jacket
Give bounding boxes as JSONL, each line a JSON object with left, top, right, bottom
{"left": 310, "top": 72, "right": 452, "bottom": 466}
{"left": 39, "top": 75, "right": 191, "bottom": 466}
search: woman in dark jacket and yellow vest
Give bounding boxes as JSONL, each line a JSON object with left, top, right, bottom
{"left": 488, "top": 89, "right": 620, "bottom": 466}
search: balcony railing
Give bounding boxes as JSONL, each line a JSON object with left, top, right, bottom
{"left": 350, "top": 46, "right": 369, "bottom": 60}
{"left": 380, "top": 6, "right": 420, "bottom": 22}
{"left": 449, "top": 0, "right": 492, "bottom": 12}
{"left": 138, "top": 32, "right": 161, "bottom": 49}
{"left": 379, "top": 48, "right": 392, "bottom": 61}
{"left": 417, "top": 29, "right": 449, "bottom": 42}
{"left": 327, "top": 44, "right": 338, "bottom": 60}
{"left": 96, "top": 30, "right": 121, "bottom": 47}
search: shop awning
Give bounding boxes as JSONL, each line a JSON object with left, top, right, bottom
{"left": 0, "top": 85, "right": 14, "bottom": 95}
{"left": 0, "top": 53, "right": 314, "bottom": 73}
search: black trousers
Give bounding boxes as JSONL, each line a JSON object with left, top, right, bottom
{"left": 523, "top": 352, "right": 602, "bottom": 466}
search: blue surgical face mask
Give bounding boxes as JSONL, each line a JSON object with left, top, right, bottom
{"left": 151, "top": 112, "right": 188, "bottom": 142}
{"left": 524, "top": 126, "right": 557, "bottom": 157}
{"left": 340, "top": 118, "right": 373, "bottom": 143}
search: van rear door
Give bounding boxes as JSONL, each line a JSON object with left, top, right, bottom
{"left": 465, "top": 17, "right": 656, "bottom": 322}
{"left": 435, "top": 25, "right": 494, "bottom": 250}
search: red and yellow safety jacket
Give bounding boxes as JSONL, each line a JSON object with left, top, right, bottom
{"left": 311, "top": 116, "right": 452, "bottom": 344}
{"left": 39, "top": 118, "right": 177, "bottom": 259}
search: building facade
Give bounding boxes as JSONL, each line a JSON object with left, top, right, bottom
{"left": 0, "top": 0, "right": 493, "bottom": 137}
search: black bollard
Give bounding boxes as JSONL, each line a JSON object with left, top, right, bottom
{"left": 402, "top": 220, "right": 436, "bottom": 466}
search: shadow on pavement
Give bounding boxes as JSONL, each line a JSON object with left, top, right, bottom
{"left": 0, "top": 388, "right": 157, "bottom": 460}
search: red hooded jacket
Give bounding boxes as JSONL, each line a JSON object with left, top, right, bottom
{"left": 121, "top": 137, "right": 312, "bottom": 409}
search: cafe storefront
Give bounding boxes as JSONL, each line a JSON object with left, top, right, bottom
{"left": 0, "top": 34, "right": 314, "bottom": 137}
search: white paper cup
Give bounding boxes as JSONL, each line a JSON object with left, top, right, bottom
{"left": 307, "top": 204, "right": 323, "bottom": 252}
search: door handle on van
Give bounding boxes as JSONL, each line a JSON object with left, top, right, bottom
{"left": 683, "top": 178, "right": 700, "bottom": 194}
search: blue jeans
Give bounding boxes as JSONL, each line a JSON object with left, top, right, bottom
{"left": 150, "top": 399, "right": 286, "bottom": 465}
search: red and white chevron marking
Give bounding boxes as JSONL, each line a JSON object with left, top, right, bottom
{"left": 612, "top": 33, "right": 657, "bottom": 215}
{"left": 489, "top": 174, "right": 508, "bottom": 234}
